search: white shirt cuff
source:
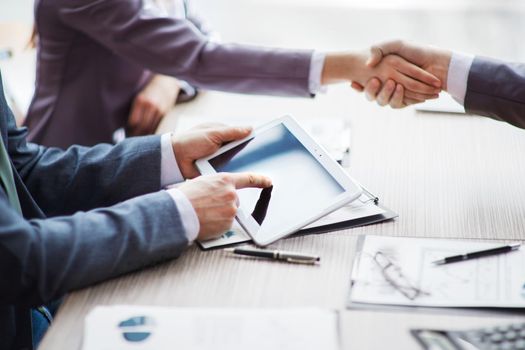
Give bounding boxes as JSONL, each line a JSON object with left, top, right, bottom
{"left": 166, "top": 188, "right": 200, "bottom": 244}
{"left": 308, "top": 51, "right": 327, "bottom": 94}
{"left": 160, "top": 133, "right": 185, "bottom": 187}
{"left": 447, "top": 52, "right": 475, "bottom": 105}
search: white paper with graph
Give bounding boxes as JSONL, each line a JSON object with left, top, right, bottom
{"left": 349, "top": 235, "right": 525, "bottom": 308}
{"left": 82, "top": 306, "right": 339, "bottom": 350}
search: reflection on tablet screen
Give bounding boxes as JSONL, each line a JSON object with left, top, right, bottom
{"left": 209, "top": 124, "right": 344, "bottom": 235}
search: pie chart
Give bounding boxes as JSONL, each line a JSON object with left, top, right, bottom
{"left": 118, "top": 316, "right": 155, "bottom": 342}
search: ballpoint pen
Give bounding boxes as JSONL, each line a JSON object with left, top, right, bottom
{"left": 224, "top": 247, "right": 320, "bottom": 265}
{"left": 432, "top": 242, "right": 521, "bottom": 265}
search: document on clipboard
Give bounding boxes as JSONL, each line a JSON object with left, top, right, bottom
{"left": 175, "top": 115, "right": 396, "bottom": 250}
{"left": 198, "top": 190, "right": 397, "bottom": 250}
{"left": 348, "top": 235, "right": 525, "bottom": 309}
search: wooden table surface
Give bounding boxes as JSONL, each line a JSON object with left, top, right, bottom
{"left": 36, "top": 2, "right": 525, "bottom": 348}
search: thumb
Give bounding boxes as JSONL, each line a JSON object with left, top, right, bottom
{"left": 366, "top": 40, "right": 405, "bottom": 67}
{"left": 211, "top": 126, "right": 253, "bottom": 143}
{"left": 366, "top": 46, "right": 384, "bottom": 67}
{"left": 229, "top": 172, "right": 272, "bottom": 189}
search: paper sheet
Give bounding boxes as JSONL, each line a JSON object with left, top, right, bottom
{"left": 350, "top": 235, "right": 525, "bottom": 308}
{"left": 83, "top": 306, "right": 339, "bottom": 350}
{"left": 415, "top": 93, "right": 465, "bottom": 114}
{"left": 303, "top": 194, "right": 385, "bottom": 229}
{"left": 198, "top": 221, "right": 250, "bottom": 249}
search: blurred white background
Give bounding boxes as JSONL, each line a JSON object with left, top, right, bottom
{"left": 191, "top": 0, "right": 525, "bottom": 61}
{"left": 2, "top": 0, "right": 525, "bottom": 60}
{"left": 0, "top": 0, "right": 33, "bottom": 23}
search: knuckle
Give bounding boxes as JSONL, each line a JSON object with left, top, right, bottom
{"left": 223, "top": 205, "right": 237, "bottom": 218}
{"left": 218, "top": 173, "right": 231, "bottom": 184}
{"left": 223, "top": 189, "right": 237, "bottom": 202}
{"left": 248, "top": 173, "right": 256, "bottom": 185}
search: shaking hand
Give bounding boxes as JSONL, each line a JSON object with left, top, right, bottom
{"left": 352, "top": 41, "right": 452, "bottom": 108}
{"left": 321, "top": 49, "right": 442, "bottom": 107}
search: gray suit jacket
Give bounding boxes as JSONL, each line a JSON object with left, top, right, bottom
{"left": 465, "top": 57, "right": 525, "bottom": 129}
{"left": 0, "top": 72, "right": 189, "bottom": 349}
{"left": 25, "top": 0, "right": 313, "bottom": 148}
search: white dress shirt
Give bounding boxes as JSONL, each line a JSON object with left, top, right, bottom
{"left": 446, "top": 53, "right": 475, "bottom": 105}
{"left": 309, "top": 52, "right": 327, "bottom": 94}
{"left": 160, "top": 133, "right": 200, "bottom": 243}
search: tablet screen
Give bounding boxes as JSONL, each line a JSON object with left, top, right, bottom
{"left": 209, "top": 123, "right": 345, "bottom": 235}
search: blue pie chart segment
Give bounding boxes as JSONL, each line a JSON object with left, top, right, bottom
{"left": 118, "top": 316, "right": 155, "bottom": 343}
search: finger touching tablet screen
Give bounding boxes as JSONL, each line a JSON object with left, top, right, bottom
{"left": 196, "top": 115, "right": 362, "bottom": 246}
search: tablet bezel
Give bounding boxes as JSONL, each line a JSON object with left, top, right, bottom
{"left": 195, "top": 115, "right": 362, "bottom": 246}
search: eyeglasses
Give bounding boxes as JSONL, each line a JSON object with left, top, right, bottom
{"left": 373, "top": 251, "right": 430, "bottom": 301}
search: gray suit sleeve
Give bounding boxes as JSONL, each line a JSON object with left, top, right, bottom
{"left": 7, "top": 110, "right": 163, "bottom": 216}
{"left": 0, "top": 190, "right": 189, "bottom": 307}
{"left": 51, "top": 0, "right": 313, "bottom": 97}
{"left": 465, "top": 56, "right": 525, "bottom": 129}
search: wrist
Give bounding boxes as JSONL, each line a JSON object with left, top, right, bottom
{"left": 171, "top": 136, "right": 190, "bottom": 179}
{"left": 431, "top": 49, "right": 453, "bottom": 91}
{"left": 321, "top": 51, "right": 362, "bottom": 85}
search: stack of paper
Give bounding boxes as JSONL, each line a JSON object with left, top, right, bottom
{"left": 83, "top": 306, "right": 340, "bottom": 350}
{"left": 415, "top": 92, "right": 465, "bottom": 114}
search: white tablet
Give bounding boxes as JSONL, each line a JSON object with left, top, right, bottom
{"left": 196, "top": 115, "right": 362, "bottom": 246}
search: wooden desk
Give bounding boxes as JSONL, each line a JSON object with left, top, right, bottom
{"left": 39, "top": 83, "right": 525, "bottom": 349}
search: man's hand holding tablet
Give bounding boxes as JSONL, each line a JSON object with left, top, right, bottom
{"left": 172, "top": 124, "right": 255, "bottom": 179}
{"left": 196, "top": 116, "right": 362, "bottom": 246}
{"left": 179, "top": 173, "right": 272, "bottom": 241}
{"left": 170, "top": 124, "right": 272, "bottom": 241}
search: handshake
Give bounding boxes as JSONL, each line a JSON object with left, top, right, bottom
{"left": 323, "top": 40, "right": 451, "bottom": 108}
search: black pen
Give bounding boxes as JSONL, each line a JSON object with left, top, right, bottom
{"left": 432, "top": 243, "right": 521, "bottom": 265}
{"left": 224, "top": 247, "right": 320, "bottom": 265}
